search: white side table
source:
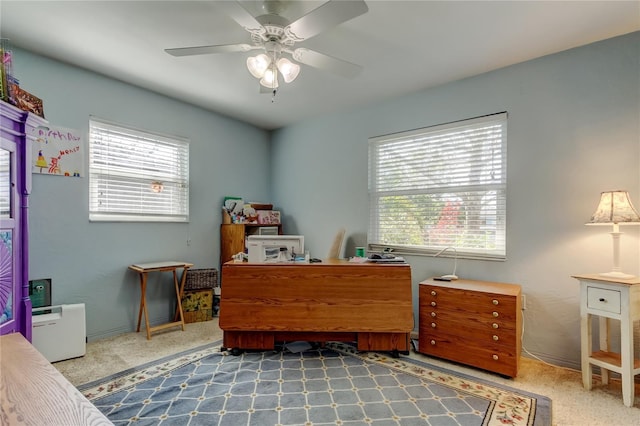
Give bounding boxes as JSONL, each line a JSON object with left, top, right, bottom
{"left": 573, "top": 274, "right": 640, "bottom": 407}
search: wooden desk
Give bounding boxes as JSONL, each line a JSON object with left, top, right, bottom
{"left": 0, "top": 332, "right": 112, "bottom": 425}
{"left": 573, "top": 274, "right": 640, "bottom": 407}
{"left": 220, "top": 259, "right": 413, "bottom": 354}
{"left": 129, "top": 261, "right": 193, "bottom": 340}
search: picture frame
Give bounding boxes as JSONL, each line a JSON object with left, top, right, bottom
{"left": 257, "top": 210, "right": 281, "bottom": 225}
{"left": 29, "top": 278, "right": 52, "bottom": 314}
{"left": 13, "top": 86, "right": 45, "bottom": 118}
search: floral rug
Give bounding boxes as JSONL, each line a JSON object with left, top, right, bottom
{"left": 79, "top": 342, "right": 551, "bottom": 425}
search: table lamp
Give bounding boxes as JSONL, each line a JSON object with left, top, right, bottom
{"left": 586, "top": 190, "right": 640, "bottom": 279}
{"left": 433, "top": 246, "right": 458, "bottom": 280}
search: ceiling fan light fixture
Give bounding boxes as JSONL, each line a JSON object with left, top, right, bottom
{"left": 168, "top": 0, "right": 369, "bottom": 95}
{"left": 260, "top": 66, "right": 279, "bottom": 89}
{"left": 246, "top": 53, "right": 271, "bottom": 78}
{"left": 276, "top": 57, "right": 300, "bottom": 83}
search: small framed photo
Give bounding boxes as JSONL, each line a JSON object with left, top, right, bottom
{"left": 14, "top": 86, "right": 45, "bottom": 118}
{"left": 29, "top": 278, "right": 52, "bottom": 314}
{"left": 257, "top": 210, "right": 281, "bottom": 224}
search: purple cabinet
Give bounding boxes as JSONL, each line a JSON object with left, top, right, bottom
{"left": 0, "top": 101, "right": 47, "bottom": 340}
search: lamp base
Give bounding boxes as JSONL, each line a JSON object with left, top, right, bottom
{"left": 440, "top": 274, "right": 458, "bottom": 280}
{"left": 599, "top": 271, "right": 636, "bottom": 279}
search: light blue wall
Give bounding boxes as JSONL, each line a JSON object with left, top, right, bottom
{"left": 14, "top": 49, "right": 271, "bottom": 340}
{"left": 13, "top": 32, "right": 640, "bottom": 368}
{"left": 271, "top": 32, "right": 640, "bottom": 368}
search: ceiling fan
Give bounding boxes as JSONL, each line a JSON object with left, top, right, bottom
{"left": 165, "top": 1, "right": 368, "bottom": 93}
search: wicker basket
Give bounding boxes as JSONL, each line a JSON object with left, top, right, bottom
{"left": 184, "top": 268, "right": 218, "bottom": 291}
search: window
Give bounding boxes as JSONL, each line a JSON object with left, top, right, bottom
{"left": 89, "top": 118, "right": 189, "bottom": 222}
{"left": 368, "top": 112, "right": 507, "bottom": 260}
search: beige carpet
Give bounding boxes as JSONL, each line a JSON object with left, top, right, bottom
{"left": 54, "top": 318, "right": 639, "bottom": 426}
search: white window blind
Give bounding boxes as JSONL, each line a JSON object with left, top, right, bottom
{"left": 368, "top": 113, "right": 507, "bottom": 260}
{"left": 89, "top": 118, "right": 189, "bottom": 222}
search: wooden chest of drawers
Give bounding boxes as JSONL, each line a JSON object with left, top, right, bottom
{"left": 418, "top": 278, "right": 522, "bottom": 377}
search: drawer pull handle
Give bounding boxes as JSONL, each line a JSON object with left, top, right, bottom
{"left": 492, "top": 311, "right": 499, "bottom": 317}
{"left": 493, "top": 335, "right": 499, "bottom": 341}
{"left": 431, "top": 323, "right": 436, "bottom": 328}
{"left": 431, "top": 290, "right": 437, "bottom": 296}
{"left": 492, "top": 323, "right": 499, "bottom": 329}
{"left": 599, "top": 298, "right": 606, "bottom": 303}
{"left": 431, "top": 312, "right": 436, "bottom": 317}
{"left": 431, "top": 302, "right": 437, "bottom": 307}
{"left": 430, "top": 340, "right": 436, "bottom": 345}
{"left": 492, "top": 299, "right": 499, "bottom": 305}
{"left": 492, "top": 354, "right": 499, "bottom": 360}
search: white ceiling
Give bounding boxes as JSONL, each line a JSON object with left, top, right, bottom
{"left": 1, "top": 1, "right": 638, "bottom": 130}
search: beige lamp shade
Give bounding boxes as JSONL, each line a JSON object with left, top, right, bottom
{"left": 585, "top": 190, "right": 640, "bottom": 279}
{"left": 586, "top": 190, "right": 640, "bottom": 225}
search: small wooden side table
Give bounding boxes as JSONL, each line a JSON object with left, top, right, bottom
{"left": 129, "top": 261, "right": 194, "bottom": 340}
{"left": 573, "top": 274, "right": 640, "bottom": 407}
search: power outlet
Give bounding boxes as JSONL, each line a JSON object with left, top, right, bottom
{"left": 521, "top": 294, "right": 527, "bottom": 310}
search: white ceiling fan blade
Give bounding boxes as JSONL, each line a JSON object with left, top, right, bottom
{"left": 285, "top": 0, "right": 368, "bottom": 42}
{"left": 215, "top": 1, "right": 265, "bottom": 33}
{"left": 165, "top": 43, "right": 254, "bottom": 57}
{"left": 293, "top": 48, "right": 362, "bottom": 78}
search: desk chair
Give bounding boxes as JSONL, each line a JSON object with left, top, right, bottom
{"left": 327, "top": 228, "right": 345, "bottom": 259}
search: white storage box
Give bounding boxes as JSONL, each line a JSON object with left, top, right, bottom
{"left": 32, "top": 304, "right": 86, "bottom": 362}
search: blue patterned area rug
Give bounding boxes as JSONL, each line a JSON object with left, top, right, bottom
{"left": 78, "top": 342, "right": 551, "bottom": 426}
